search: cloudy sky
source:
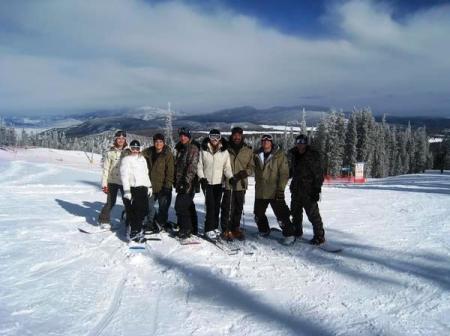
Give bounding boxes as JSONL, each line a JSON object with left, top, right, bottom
{"left": 1, "top": 0, "right": 449, "bottom": 117}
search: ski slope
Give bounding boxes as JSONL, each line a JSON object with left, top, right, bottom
{"left": 0, "top": 148, "right": 449, "bottom": 336}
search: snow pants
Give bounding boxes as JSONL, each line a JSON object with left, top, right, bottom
{"left": 204, "top": 184, "right": 223, "bottom": 233}
{"left": 175, "top": 192, "right": 198, "bottom": 235}
{"left": 123, "top": 186, "right": 149, "bottom": 232}
{"left": 220, "top": 189, "right": 245, "bottom": 232}
{"left": 98, "top": 183, "right": 124, "bottom": 223}
{"left": 254, "top": 198, "right": 295, "bottom": 237}
{"left": 290, "top": 193, "right": 325, "bottom": 239}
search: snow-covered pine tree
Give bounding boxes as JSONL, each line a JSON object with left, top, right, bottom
{"left": 343, "top": 112, "right": 357, "bottom": 170}
{"left": 414, "top": 127, "right": 428, "bottom": 173}
{"left": 326, "top": 111, "right": 345, "bottom": 177}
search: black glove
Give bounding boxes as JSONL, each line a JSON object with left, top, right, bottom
{"left": 275, "top": 189, "right": 285, "bottom": 201}
{"left": 161, "top": 187, "right": 172, "bottom": 195}
{"left": 234, "top": 170, "right": 248, "bottom": 180}
{"left": 229, "top": 177, "right": 237, "bottom": 188}
{"left": 176, "top": 181, "right": 190, "bottom": 194}
{"left": 200, "top": 178, "right": 208, "bottom": 194}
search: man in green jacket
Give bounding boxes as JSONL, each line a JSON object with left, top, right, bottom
{"left": 221, "top": 126, "right": 254, "bottom": 240}
{"left": 142, "top": 133, "right": 174, "bottom": 232}
{"left": 254, "top": 134, "right": 295, "bottom": 245}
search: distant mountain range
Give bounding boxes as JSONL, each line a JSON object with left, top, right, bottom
{"left": 3, "top": 105, "right": 449, "bottom": 137}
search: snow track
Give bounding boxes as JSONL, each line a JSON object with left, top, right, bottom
{"left": 1, "top": 148, "right": 450, "bottom": 335}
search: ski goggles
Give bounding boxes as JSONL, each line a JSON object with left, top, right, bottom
{"left": 208, "top": 134, "right": 221, "bottom": 141}
{"left": 114, "top": 130, "right": 127, "bottom": 138}
{"left": 261, "top": 134, "right": 273, "bottom": 142}
{"left": 130, "top": 146, "right": 140, "bottom": 151}
{"left": 295, "top": 137, "right": 308, "bottom": 145}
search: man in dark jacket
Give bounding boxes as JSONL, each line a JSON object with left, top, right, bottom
{"left": 174, "top": 127, "right": 200, "bottom": 239}
{"left": 220, "top": 126, "right": 254, "bottom": 240}
{"left": 142, "top": 133, "right": 174, "bottom": 232}
{"left": 288, "top": 134, "right": 326, "bottom": 245}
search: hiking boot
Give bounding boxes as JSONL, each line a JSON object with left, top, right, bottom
{"left": 221, "top": 230, "right": 234, "bottom": 241}
{"left": 293, "top": 225, "right": 303, "bottom": 238}
{"left": 280, "top": 235, "right": 296, "bottom": 246}
{"left": 231, "top": 229, "right": 245, "bottom": 241}
{"left": 178, "top": 231, "right": 191, "bottom": 240}
{"left": 309, "top": 236, "right": 325, "bottom": 245}
{"left": 130, "top": 229, "right": 144, "bottom": 242}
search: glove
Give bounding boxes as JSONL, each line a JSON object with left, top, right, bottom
{"left": 102, "top": 186, "right": 109, "bottom": 194}
{"left": 229, "top": 177, "right": 237, "bottom": 188}
{"left": 176, "top": 181, "right": 190, "bottom": 194}
{"left": 124, "top": 191, "right": 132, "bottom": 200}
{"left": 161, "top": 187, "right": 172, "bottom": 195}
{"left": 275, "top": 189, "right": 285, "bottom": 201}
{"left": 200, "top": 178, "right": 208, "bottom": 194}
{"left": 234, "top": 170, "right": 248, "bottom": 180}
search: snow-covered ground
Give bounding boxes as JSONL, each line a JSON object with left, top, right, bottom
{"left": 0, "top": 148, "right": 449, "bottom": 336}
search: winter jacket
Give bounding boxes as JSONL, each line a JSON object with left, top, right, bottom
{"left": 120, "top": 154, "right": 152, "bottom": 193}
{"left": 101, "top": 146, "right": 127, "bottom": 187}
{"left": 174, "top": 140, "right": 200, "bottom": 193}
{"left": 224, "top": 141, "right": 254, "bottom": 191}
{"left": 197, "top": 138, "right": 233, "bottom": 185}
{"left": 254, "top": 145, "right": 289, "bottom": 199}
{"left": 142, "top": 145, "right": 174, "bottom": 193}
{"left": 288, "top": 146, "right": 324, "bottom": 195}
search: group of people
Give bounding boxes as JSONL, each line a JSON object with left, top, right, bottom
{"left": 98, "top": 126, "right": 326, "bottom": 246}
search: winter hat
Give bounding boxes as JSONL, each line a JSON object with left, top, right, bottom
{"left": 295, "top": 134, "right": 308, "bottom": 145}
{"left": 129, "top": 140, "right": 141, "bottom": 149}
{"left": 114, "top": 130, "right": 127, "bottom": 138}
{"left": 231, "top": 126, "right": 243, "bottom": 135}
{"left": 178, "top": 127, "right": 191, "bottom": 138}
{"left": 153, "top": 133, "right": 165, "bottom": 142}
{"left": 261, "top": 134, "right": 273, "bottom": 142}
{"left": 208, "top": 129, "right": 221, "bottom": 140}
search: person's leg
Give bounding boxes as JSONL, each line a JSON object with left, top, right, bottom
{"left": 175, "top": 193, "right": 193, "bottom": 236}
{"left": 270, "top": 199, "right": 295, "bottom": 237}
{"left": 204, "top": 185, "right": 216, "bottom": 233}
{"left": 231, "top": 190, "right": 245, "bottom": 232}
{"left": 132, "top": 187, "right": 149, "bottom": 232}
{"left": 98, "top": 183, "right": 119, "bottom": 223}
{"left": 220, "top": 189, "right": 231, "bottom": 232}
{"left": 290, "top": 192, "right": 304, "bottom": 237}
{"left": 304, "top": 199, "right": 325, "bottom": 241}
{"left": 212, "top": 185, "right": 223, "bottom": 232}
{"left": 189, "top": 193, "right": 198, "bottom": 235}
{"left": 156, "top": 189, "right": 172, "bottom": 227}
{"left": 253, "top": 199, "right": 270, "bottom": 234}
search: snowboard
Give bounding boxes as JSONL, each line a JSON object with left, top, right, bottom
{"left": 269, "top": 228, "right": 342, "bottom": 253}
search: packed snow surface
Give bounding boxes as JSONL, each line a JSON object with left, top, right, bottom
{"left": 0, "top": 148, "right": 449, "bottom": 336}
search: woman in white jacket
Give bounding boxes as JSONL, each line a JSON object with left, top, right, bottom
{"left": 120, "top": 140, "right": 152, "bottom": 241}
{"left": 197, "top": 129, "right": 233, "bottom": 241}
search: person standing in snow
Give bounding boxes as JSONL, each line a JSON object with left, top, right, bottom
{"left": 174, "top": 128, "right": 200, "bottom": 240}
{"left": 220, "top": 126, "right": 254, "bottom": 240}
{"left": 288, "top": 134, "right": 326, "bottom": 245}
{"left": 142, "top": 133, "right": 174, "bottom": 233}
{"left": 253, "top": 134, "right": 296, "bottom": 245}
{"left": 120, "top": 140, "right": 152, "bottom": 241}
{"left": 98, "top": 130, "right": 128, "bottom": 228}
{"left": 197, "top": 129, "right": 234, "bottom": 241}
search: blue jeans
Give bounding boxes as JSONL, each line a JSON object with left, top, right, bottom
{"left": 148, "top": 188, "right": 172, "bottom": 226}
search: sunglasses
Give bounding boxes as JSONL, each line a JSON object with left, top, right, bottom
{"left": 115, "top": 131, "right": 127, "bottom": 138}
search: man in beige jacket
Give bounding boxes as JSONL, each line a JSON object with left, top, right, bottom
{"left": 254, "top": 134, "right": 296, "bottom": 245}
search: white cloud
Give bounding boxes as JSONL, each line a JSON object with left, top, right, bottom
{"left": 0, "top": 0, "right": 449, "bottom": 116}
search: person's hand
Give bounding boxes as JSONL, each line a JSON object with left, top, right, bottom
{"left": 229, "top": 177, "right": 237, "bottom": 188}
{"left": 147, "top": 188, "right": 152, "bottom": 196}
{"left": 310, "top": 187, "right": 321, "bottom": 202}
{"left": 275, "top": 189, "right": 285, "bottom": 201}
{"left": 161, "top": 187, "right": 172, "bottom": 195}
{"left": 102, "top": 186, "right": 109, "bottom": 194}
{"left": 234, "top": 170, "right": 248, "bottom": 180}
{"left": 177, "top": 181, "right": 189, "bottom": 194}
{"left": 124, "top": 191, "right": 132, "bottom": 200}
{"left": 200, "top": 178, "right": 208, "bottom": 193}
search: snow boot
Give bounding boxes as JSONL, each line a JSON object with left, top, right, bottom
{"left": 204, "top": 229, "right": 220, "bottom": 242}
{"left": 221, "top": 230, "right": 234, "bottom": 241}
{"left": 309, "top": 236, "right": 325, "bottom": 245}
{"left": 231, "top": 229, "right": 245, "bottom": 241}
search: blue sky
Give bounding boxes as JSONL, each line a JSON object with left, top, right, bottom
{"left": 1, "top": 0, "right": 450, "bottom": 117}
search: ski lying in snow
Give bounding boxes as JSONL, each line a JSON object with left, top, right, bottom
{"left": 222, "top": 238, "right": 254, "bottom": 255}
{"left": 199, "top": 236, "right": 239, "bottom": 255}
{"left": 78, "top": 228, "right": 110, "bottom": 234}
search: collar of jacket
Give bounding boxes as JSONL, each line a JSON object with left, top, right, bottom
{"left": 149, "top": 145, "right": 169, "bottom": 156}
{"left": 175, "top": 139, "right": 200, "bottom": 151}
